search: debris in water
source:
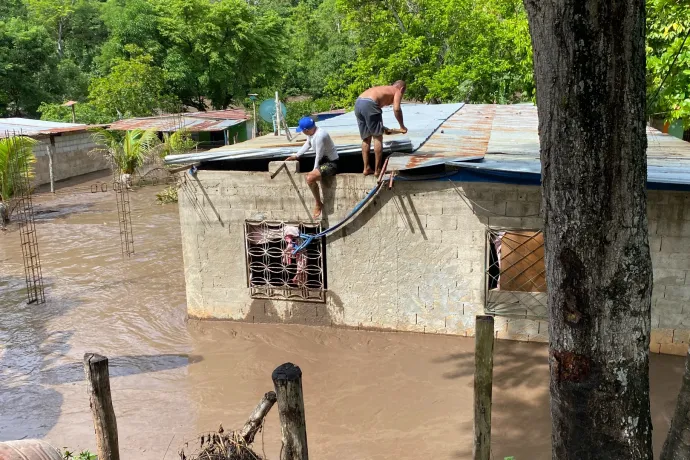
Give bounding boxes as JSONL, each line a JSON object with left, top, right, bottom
{"left": 179, "top": 391, "right": 276, "bottom": 460}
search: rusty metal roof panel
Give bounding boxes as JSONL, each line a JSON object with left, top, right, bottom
{"left": 108, "top": 115, "right": 243, "bottom": 132}
{"left": 185, "top": 109, "right": 248, "bottom": 120}
{"left": 450, "top": 105, "right": 690, "bottom": 188}
{"left": 388, "top": 104, "right": 493, "bottom": 170}
{"left": 164, "top": 102, "right": 690, "bottom": 183}
{"left": 0, "top": 118, "right": 89, "bottom": 138}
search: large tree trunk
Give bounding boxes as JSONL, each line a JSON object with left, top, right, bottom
{"left": 661, "top": 348, "right": 690, "bottom": 459}
{"left": 523, "top": 1, "right": 652, "bottom": 459}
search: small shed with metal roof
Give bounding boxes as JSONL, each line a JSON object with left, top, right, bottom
{"left": 0, "top": 118, "right": 108, "bottom": 189}
{"left": 109, "top": 109, "right": 251, "bottom": 149}
{"left": 170, "top": 103, "right": 690, "bottom": 356}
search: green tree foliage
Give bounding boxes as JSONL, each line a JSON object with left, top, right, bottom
{"left": 88, "top": 47, "right": 178, "bottom": 118}
{"left": 90, "top": 128, "right": 161, "bottom": 174}
{"left": 0, "top": 136, "right": 36, "bottom": 201}
{"left": 161, "top": 129, "right": 196, "bottom": 157}
{"left": 647, "top": 0, "right": 690, "bottom": 127}
{"left": 0, "top": 18, "right": 59, "bottom": 116}
{"left": 0, "top": 0, "right": 687, "bottom": 126}
{"left": 96, "top": 0, "right": 164, "bottom": 73}
{"left": 37, "top": 101, "right": 113, "bottom": 124}
{"left": 281, "top": 0, "right": 355, "bottom": 97}
{"left": 326, "top": 0, "right": 533, "bottom": 104}
{"left": 153, "top": 0, "right": 284, "bottom": 110}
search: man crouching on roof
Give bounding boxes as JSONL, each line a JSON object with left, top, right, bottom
{"left": 286, "top": 116, "right": 339, "bottom": 219}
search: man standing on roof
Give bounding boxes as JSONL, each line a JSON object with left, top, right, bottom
{"left": 355, "top": 80, "right": 407, "bottom": 176}
{"left": 287, "top": 117, "right": 339, "bottom": 219}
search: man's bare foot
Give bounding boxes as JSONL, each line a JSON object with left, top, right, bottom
{"left": 363, "top": 167, "right": 374, "bottom": 176}
{"left": 374, "top": 169, "right": 381, "bottom": 177}
{"left": 312, "top": 204, "right": 323, "bottom": 219}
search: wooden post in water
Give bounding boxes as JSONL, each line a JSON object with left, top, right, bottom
{"left": 474, "top": 315, "right": 494, "bottom": 460}
{"left": 83, "top": 353, "right": 120, "bottom": 460}
{"left": 272, "top": 363, "right": 308, "bottom": 460}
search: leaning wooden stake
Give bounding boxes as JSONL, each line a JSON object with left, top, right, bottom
{"left": 474, "top": 315, "right": 494, "bottom": 460}
{"left": 272, "top": 363, "right": 309, "bottom": 460}
{"left": 239, "top": 391, "right": 277, "bottom": 444}
{"left": 84, "top": 353, "right": 120, "bottom": 460}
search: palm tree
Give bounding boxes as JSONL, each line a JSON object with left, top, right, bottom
{"left": 0, "top": 136, "right": 37, "bottom": 202}
{"left": 161, "top": 128, "right": 196, "bottom": 158}
{"left": 90, "top": 129, "right": 161, "bottom": 175}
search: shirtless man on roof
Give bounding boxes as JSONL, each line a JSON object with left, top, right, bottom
{"left": 354, "top": 80, "right": 407, "bottom": 176}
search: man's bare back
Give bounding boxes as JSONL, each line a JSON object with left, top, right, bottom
{"left": 355, "top": 80, "right": 407, "bottom": 176}
{"left": 359, "top": 85, "right": 400, "bottom": 108}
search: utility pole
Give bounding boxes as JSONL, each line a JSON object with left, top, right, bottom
{"left": 249, "top": 94, "right": 258, "bottom": 138}
{"left": 275, "top": 91, "right": 282, "bottom": 136}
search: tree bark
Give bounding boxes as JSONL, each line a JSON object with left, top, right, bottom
{"left": 523, "top": 1, "right": 652, "bottom": 459}
{"left": 272, "top": 363, "right": 309, "bottom": 460}
{"left": 83, "top": 353, "right": 120, "bottom": 460}
{"left": 661, "top": 347, "right": 690, "bottom": 459}
{"left": 57, "top": 18, "right": 64, "bottom": 59}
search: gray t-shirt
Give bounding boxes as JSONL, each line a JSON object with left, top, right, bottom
{"left": 295, "top": 127, "right": 339, "bottom": 171}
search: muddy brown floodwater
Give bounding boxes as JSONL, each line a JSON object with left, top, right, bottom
{"left": 0, "top": 171, "right": 686, "bottom": 459}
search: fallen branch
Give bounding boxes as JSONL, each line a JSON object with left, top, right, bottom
{"left": 180, "top": 391, "right": 277, "bottom": 460}
{"left": 239, "top": 392, "right": 277, "bottom": 444}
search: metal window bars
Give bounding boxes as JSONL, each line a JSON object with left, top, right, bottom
{"left": 485, "top": 228, "right": 546, "bottom": 319}
{"left": 6, "top": 134, "right": 45, "bottom": 304}
{"left": 244, "top": 221, "right": 325, "bottom": 302}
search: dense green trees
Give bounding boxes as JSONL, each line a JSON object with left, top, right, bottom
{"left": 647, "top": 0, "right": 690, "bottom": 128}
{"left": 0, "top": 0, "right": 687, "bottom": 127}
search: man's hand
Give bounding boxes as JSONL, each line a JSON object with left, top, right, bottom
{"left": 286, "top": 156, "right": 297, "bottom": 161}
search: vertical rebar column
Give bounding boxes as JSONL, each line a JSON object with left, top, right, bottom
{"left": 113, "top": 173, "right": 134, "bottom": 258}
{"left": 8, "top": 133, "right": 45, "bottom": 304}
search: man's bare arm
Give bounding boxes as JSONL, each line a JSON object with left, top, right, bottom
{"left": 393, "top": 90, "right": 407, "bottom": 133}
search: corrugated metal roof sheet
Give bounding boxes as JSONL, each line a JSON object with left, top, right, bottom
{"left": 165, "top": 103, "right": 464, "bottom": 165}
{"left": 0, "top": 118, "right": 89, "bottom": 138}
{"left": 185, "top": 109, "right": 248, "bottom": 120}
{"left": 163, "top": 102, "right": 690, "bottom": 186}
{"left": 109, "top": 114, "right": 244, "bottom": 132}
{"left": 388, "top": 104, "right": 490, "bottom": 170}
{"left": 449, "top": 104, "right": 690, "bottom": 188}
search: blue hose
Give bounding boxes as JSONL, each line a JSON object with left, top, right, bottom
{"left": 292, "top": 181, "right": 384, "bottom": 254}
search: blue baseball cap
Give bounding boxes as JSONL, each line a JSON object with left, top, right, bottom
{"left": 296, "top": 116, "right": 316, "bottom": 133}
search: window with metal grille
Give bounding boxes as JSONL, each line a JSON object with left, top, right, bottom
{"left": 485, "top": 229, "right": 547, "bottom": 319}
{"left": 244, "top": 221, "right": 326, "bottom": 302}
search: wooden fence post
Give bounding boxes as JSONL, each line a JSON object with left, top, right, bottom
{"left": 272, "top": 363, "right": 308, "bottom": 460}
{"left": 474, "top": 315, "right": 495, "bottom": 460}
{"left": 84, "top": 353, "right": 120, "bottom": 460}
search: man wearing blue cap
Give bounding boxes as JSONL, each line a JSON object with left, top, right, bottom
{"left": 286, "top": 117, "right": 339, "bottom": 218}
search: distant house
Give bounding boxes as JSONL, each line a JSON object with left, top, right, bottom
{"left": 109, "top": 109, "right": 251, "bottom": 149}
{"left": 169, "top": 103, "right": 690, "bottom": 357}
{"left": 650, "top": 118, "right": 690, "bottom": 142}
{"left": 0, "top": 118, "right": 108, "bottom": 188}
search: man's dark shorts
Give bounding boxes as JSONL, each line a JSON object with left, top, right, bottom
{"left": 355, "top": 98, "right": 384, "bottom": 140}
{"left": 318, "top": 160, "right": 338, "bottom": 177}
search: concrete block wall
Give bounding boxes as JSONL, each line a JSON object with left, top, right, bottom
{"left": 32, "top": 133, "right": 108, "bottom": 186}
{"left": 648, "top": 190, "right": 690, "bottom": 355}
{"left": 177, "top": 168, "right": 690, "bottom": 355}
{"left": 178, "top": 167, "right": 546, "bottom": 338}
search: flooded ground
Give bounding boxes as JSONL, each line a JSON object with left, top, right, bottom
{"left": 0, "top": 171, "right": 685, "bottom": 459}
